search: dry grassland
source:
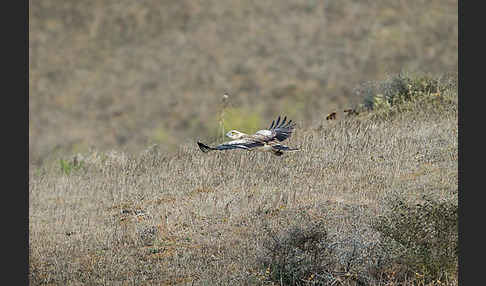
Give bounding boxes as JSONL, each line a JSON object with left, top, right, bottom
{"left": 29, "top": 75, "right": 458, "bottom": 285}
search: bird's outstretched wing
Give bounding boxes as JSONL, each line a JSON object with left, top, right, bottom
{"left": 266, "top": 115, "right": 296, "bottom": 142}
{"left": 197, "top": 139, "right": 264, "bottom": 153}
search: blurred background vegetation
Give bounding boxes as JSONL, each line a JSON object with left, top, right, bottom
{"left": 29, "top": 0, "right": 457, "bottom": 166}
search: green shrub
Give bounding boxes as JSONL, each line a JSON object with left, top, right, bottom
{"left": 373, "top": 196, "right": 458, "bottom": 284}
{"left": 59, "top": 157, "right": 84, "bottom": 175}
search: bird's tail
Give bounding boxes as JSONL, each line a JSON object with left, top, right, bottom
{"left": 270, "top": 144, "right": 299, "bottom": 156}
{"left": 197, "top": 141, "right": 215, "bottom": 153}
{"left": 272, "top": 144, "right": 300, "bottom": 151}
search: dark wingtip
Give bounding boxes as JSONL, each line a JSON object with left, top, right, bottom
{"left": 197, "top": 141, "right": 212, "bottom": 153}
{"left": 270, "top": 115, "right": 296, "bottom": 130}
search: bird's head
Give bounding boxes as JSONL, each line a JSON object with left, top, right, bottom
{"left": 226, "top": 130, "right": 246, "bottom": 139}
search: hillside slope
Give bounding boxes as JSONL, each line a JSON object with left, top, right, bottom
{"left": 29, "top": 0, "right": 458, "bottom": 165}
{"left": 29, "top": 74, "right": 458, "bottom": 285}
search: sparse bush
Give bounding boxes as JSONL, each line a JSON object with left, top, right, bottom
{"left": 373, "top": 196, "right": 458, "bottom": 284}
{"left": 259, "top": 222, "right": 384, "bottom": 285}
{"left": 357, "top": 72, "right": 457, "bottom": 111}
{"left": 260, "top": 222, "right": 329, "bottom": 285}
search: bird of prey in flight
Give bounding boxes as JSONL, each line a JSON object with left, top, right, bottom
{"left": 197, "top": 115, "right": 299, "bottom": 156}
